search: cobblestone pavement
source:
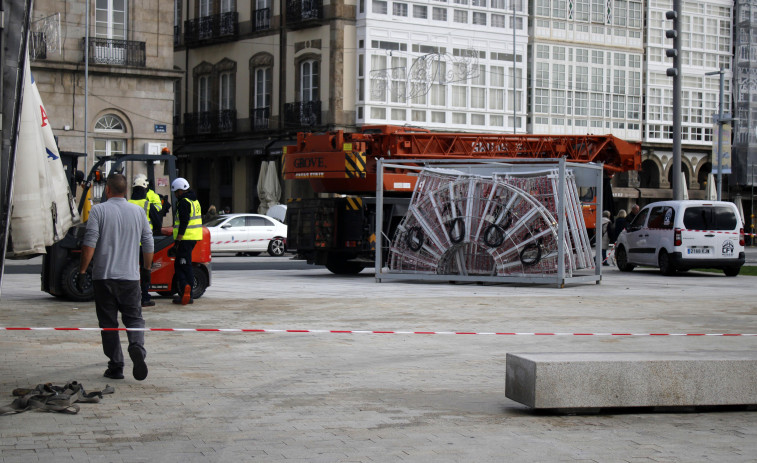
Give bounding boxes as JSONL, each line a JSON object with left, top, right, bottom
{"left": 1, "top": 260, "right": 756, "bottom": 462}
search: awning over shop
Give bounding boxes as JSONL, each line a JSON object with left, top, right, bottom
{"left": 176, "top": 139, "right": 269, "bottom": 156}
{"left": 266, "top": 139, "right": 296, "bottom": 156}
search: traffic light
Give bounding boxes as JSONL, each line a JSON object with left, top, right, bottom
{"left": 665, "top": 8, "right": 680, "bottom": 77}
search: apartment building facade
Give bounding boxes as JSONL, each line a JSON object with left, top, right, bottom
{"left": 172, "top": 0, "right": 747, "bottom": 217}
{"left": 172, "top": 0, "right": 358, "bottom": 212}
{"left": 30, "top": 0, "right": 179, "bottom": 180}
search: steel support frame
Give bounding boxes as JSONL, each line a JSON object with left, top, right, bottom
{"left": 375, "top": 158, "right": 603, "bottom": 288}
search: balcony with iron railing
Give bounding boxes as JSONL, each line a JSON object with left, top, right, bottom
{"left": 284, "top": 101, "right": 321, "bottom": 127}
{"left": 252, "top": 107, "right": 271, "bottom": 130}
{"left": 82, "top": 37, "right": 146, "bottom": 67}
{"left": 254, "top": 8, "right": 271, "bottom": 32}
{"left": 286, "top": 0, "right": 323, "bottom": 27}
{"left": 184, "top": 12, "right": 239, "bottom": 47}
{"left": 184, "top": 110, "right": 237, "bottom": 137}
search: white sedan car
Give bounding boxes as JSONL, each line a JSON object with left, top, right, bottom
{"left": 205, "top": 213, "right": 287, "bottom": 256}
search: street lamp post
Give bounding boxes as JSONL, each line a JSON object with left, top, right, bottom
{"left": 512, "top": 0, "right": 517, "bottom": 134}
{"left": 706, "top": 68, "right": 725, "bottom": 201}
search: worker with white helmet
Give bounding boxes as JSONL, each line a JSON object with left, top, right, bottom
{"left": 133, "top": 173, "right": 163, "bottom": 216}
{"left": 171, "top": 177, "right": 202, "bottom": 305}
{"left": 129, "top": 176, "right": 162, "bottom": 308}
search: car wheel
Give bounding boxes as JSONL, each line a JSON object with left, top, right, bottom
{"left": 724, "top": 267, "right": 741, "bottom": 277}
{"left": 615, "top": 245, "right": 635, "bottom": 272}
{"left": 191, "top": 266, "right": 209, "bottom": 299}
{"left": 658, "top": 250, "right": 676, "bottom": 276}
{"left": 267, "top": 238, "right": 286, "bottom": 257}
{"left": 60, "top": 259, "right": 95, "bottom": 302}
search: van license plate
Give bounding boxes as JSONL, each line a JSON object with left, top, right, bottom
{"left": 687, "top": 247, "right": 711, "bottom": 255}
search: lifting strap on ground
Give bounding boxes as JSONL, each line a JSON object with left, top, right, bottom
{"left": 0, "top": 381, "right": 114, "bottom": 416}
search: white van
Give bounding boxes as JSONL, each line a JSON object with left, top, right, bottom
{"left": 614, "top": 200, "right": 745, "bottom": 276}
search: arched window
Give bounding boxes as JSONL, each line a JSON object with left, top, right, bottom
{"left": 94, "top": 114, "right": 127, "bottom": 161}
{"left": 301, "top": 59, "right": 319, "bottom": 102}
{"left": 94, "top": 114, "right": 126, "bottom": 132}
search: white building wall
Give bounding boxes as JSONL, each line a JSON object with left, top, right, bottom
{"left": 356, "top": 0, "right": 529, "bottom": 133}
{"left": 530, "top": 0, "right": 644, "bottom": 141}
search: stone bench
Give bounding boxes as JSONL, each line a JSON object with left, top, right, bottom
{"left": 505, "top": 351, "right": 757, "bottom": 409}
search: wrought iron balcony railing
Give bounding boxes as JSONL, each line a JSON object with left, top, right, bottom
{"left": 252, "top": 107, "right": 271, "bottom": 130}
{"left": 83, "top": 37, "right": 146, "bottom": 67}
{"left": 284, "top": 100, "right": 321, "bottom": 127}
{"left": 184, "top": 110, "right": 237, "bottom": 136}
{"left": 254, "top": 8, "right": 271, "bottom": 32}
{"left": 286, "top": 0, "right": 323, "bottom": 25}
{"left": 184, "top": 12, "right": 239, "bottom": 47}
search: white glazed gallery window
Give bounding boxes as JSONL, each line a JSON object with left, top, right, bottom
{"left": 372, "top": 0, "right": 388, "bottom": 13}
{"left": 453, "top": 9, "right": 467, "bottom": 23}
{"left": 393, "top": 2, "right": 408, "bottom": 16}
{"left": 472, "top": 12, "right": 486, "bottom": 25}
{"left": 432, "top": 7, "right": 447, "bottom": 20}
{"left": 489, "top": 65, "right": 504, "bottom": 111}
{"left": 470, "top": 64, "right": 485, "bottom": 109}
{"left": 370, "top": 54, "right": 387, "bottom": 102}
{"left": 413, "top": 5, "right": 427, "bottom": 18}
{"left": 390, "top": 56, "right": 407, "bottom": 103}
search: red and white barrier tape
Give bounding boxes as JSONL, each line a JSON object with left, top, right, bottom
{"left": 1, "top": 327, "right": 756, "bottom": 336}
{"left": 212, "top": 238, "right": 270, "bottom": 245}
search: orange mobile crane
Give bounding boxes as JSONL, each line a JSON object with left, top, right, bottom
{"left": 283, "top": 125, "right": 641, "bottom": 274}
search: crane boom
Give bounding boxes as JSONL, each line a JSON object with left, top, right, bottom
{"left": 284, "top": 125, "right": 641, "bottom": 194}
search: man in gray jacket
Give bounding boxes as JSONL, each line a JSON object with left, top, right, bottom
{"left": 78, "top": 173, "right": 154, "bottom": 381}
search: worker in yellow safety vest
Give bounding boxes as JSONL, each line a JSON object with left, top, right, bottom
{"left": 133, "top": 173, "right": 163, "bottom": 217}
{"left": 129, "top": 178, "right": 162, "bottom": 307}
{"left": 171, "top": 177, "right": 202, "bottom": 305}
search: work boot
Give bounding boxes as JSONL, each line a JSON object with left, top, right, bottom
{"left": 142, "top": 300, "right": 155, "bottom": 307}
{"left": 172, "top": 296, "right": 193, "bottom": 305}
{"left": 128, "top": 346, "right": 148, "bottom": 381}
{"left": 181, "top": 284, "right": 192, "bottom": 305}
{"left": 103, "top": 368, "right": 124, "bottom": 380}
